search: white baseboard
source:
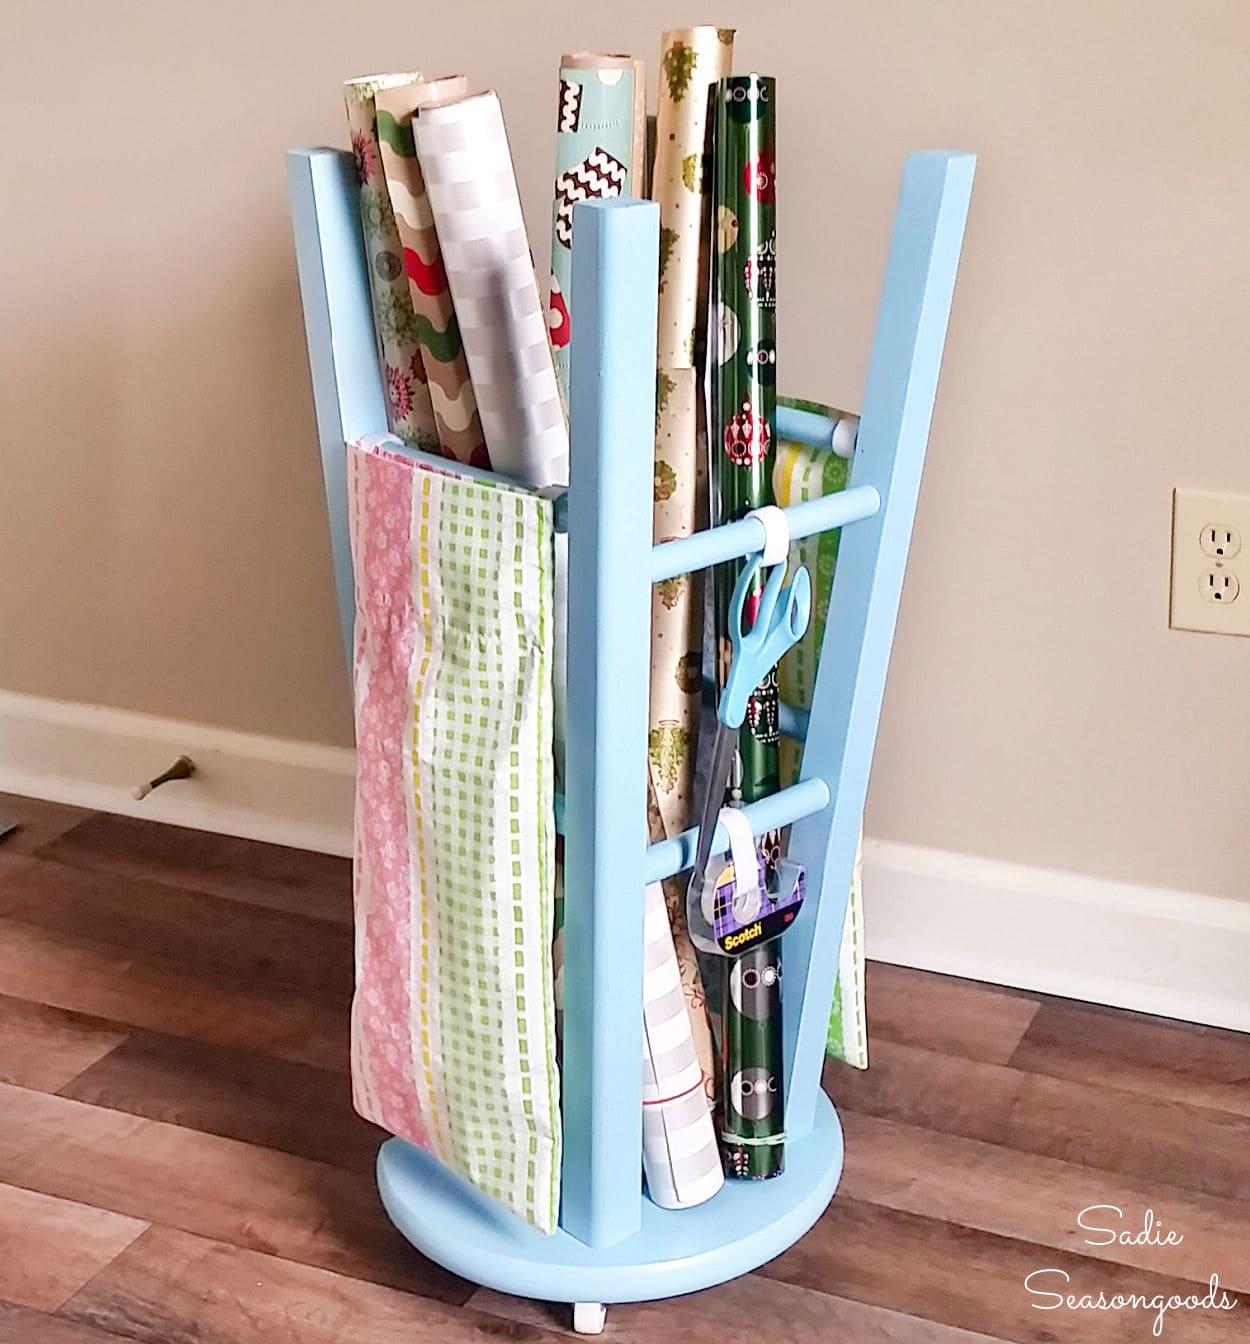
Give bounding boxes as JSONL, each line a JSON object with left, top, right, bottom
{"left": 3, "top": 688, "right": 1247, "bottom": 1031}
{"left": 0, "top": 690, "right": 354, "bottom": 857}
{"left": 863, "top": 838, "right": 1250, "bottom": 1034}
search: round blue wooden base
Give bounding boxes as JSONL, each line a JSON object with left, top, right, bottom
{"left": 376, "top": 1091, "right": 843, "bottom": 1305}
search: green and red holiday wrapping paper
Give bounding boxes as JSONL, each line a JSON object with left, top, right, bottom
{"left": 710, "top": 73, "right": 779, "bottom": 808}
{"left": 374, "top": 75, "right": 489, "bottom": 467}
{"left": 709, "top": 72, "right": 785, "bottom": 1179}
{"left": 343, "top": 74, "right": 440, "bottom": 451}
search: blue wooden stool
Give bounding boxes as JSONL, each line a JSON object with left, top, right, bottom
{"left": 287, "top": 144, "right": 973, "bottom": 1332}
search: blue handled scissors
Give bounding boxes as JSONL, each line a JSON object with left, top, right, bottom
{"left": 691, "top": 553, "right": 812, "bottom": 900}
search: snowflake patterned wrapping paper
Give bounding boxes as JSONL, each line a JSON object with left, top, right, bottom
{"left": 374, "top": 76, "right": 490, "bottom": 468}
{"left": 343, "top": 75, "right": 439, "bottom": 451}
{"left": 347, "top": 434, "right": 561, "bottom": 1233}
{"left": 547, "top": 53, "right": 646, "bottom": 406}
{"left": 774, "top": 406, "right": 868, "bottom": 1070}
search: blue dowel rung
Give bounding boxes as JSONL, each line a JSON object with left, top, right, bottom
{"left": 552, "top": 696, "right": 805, "bottom": 838}
{"left": 650, "top": 485, "right": 880, "bottom": 585}
{"left": 774, "top": 405, "right": 857, "bottom": 455}
{"left": 644, "top": 777, "right": 830, "bottom": 885}
{"left": 778, "top": 700, "right": 810, "bottom": 742}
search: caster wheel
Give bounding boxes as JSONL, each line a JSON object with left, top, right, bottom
{"left": 573, "top": 1302, "right": 607, "bottom": 1334}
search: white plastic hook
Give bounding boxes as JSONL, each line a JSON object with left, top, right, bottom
{"left": 746, "top": 503, "right": 790, "bottom": 568}
{"left": 701, "top": 806, "right": 764, "bottom": 926}
{"left": 831, "top": 414, "right": 858, "bottom": 459}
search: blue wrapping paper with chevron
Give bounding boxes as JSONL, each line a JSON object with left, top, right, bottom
{"left": 547, "top": 53, "right": 645, "bottom": 403}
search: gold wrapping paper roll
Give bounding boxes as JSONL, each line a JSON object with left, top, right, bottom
{"left": 651, "top": 26, "right": 734, "bottom": 368}
{"left": 645, "top": 26, "right": 734, "bottom": 1096}
{"left": 649, "top": 367, "right": 702, "bottom": 838}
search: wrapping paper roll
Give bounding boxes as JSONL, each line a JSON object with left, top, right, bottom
{"left": 651, "top": 26, "right": 734, "bottom": 368}
{"left": 642, "top": 879, "right": 723, "bottom": 1208}
{"left": 711, "top": 74, "right": 779, "bottom": 808}
{"left": 374, "top": 76, "right": 489, "bottom": 467}
{"left": 415, "top": 91, "right": 572, "bottom": 777}
{"left": 649, "top": 367, "right": 703, "bottom": 841}
{"left": 343, "top": 74, "right": 439, "bottom": 451}
{"left": 548, "top": 53, "right": 646, "bottom": 404}
{"left": 774, "top": 406, "right": 868, "bottom": 1070}
{"left": 645, "top": 24, "right": 732, "bottom": 1103}
{"left": 648, "top": 776, "right": 718, "bottom": 1098}
{"left": 413, "top": 92, "right": 569, "bottom": 489}
{"left": 721, "top": 940, "right": 784, "bottom": 1179}
{"left": 710, "top": 74, "right": 784, "bottom": 1180}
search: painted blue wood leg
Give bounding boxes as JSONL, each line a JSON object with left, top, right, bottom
{"left": 783, "top": 150, "right": 976, "bottom": 1138}
{"left": 561, "top": 197, "right": 659, "bottom": 1248}
{"left": 285, "top": 148, "right": 388, "bottom": 671}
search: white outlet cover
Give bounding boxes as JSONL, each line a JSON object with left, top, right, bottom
{"left": 1171, "top": 488, "right": 1250, "bottom": 637}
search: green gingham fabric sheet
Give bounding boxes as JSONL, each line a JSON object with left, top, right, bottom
{"left": 347, "top": 433, "right": 562, "bottom": 1230}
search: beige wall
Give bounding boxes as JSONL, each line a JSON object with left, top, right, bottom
{"left": 2, "top": 1, "right": 1247, "bottom": 896}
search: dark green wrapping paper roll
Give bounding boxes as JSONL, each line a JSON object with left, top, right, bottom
{"left": 711, "top": 73, "right": 778, "bottom": 805}
{"left": 721, "top": 941, "right": 784, "bottom": 1177}
{"left": 709, "top": 74, "right": 784, "bottom": 1179}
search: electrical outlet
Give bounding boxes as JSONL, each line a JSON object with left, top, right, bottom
{"left": 1199, "top": 569, "right": 1239, "bottom": 603}
{"left": 1200, "top": 525, "right": 1241, "bottom": 559}
{"left": 1170, "top": 489, "right": 1250, "bottom": 636}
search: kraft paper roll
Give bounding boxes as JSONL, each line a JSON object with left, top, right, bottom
{"left": 374, "top": 76, "right": 489, "bottom": 467}
{"left": 710, "top": 73, "right": 784, "bottom": 1180}
{"left": 343, "top": 74, "right": 439, "bottom": 451}
{"left": 548, "top": 53, "right": 646, "bottom": 404}
{"left": 413, "top": 92, "right": 569, "bottom": 490}
{"left": 651, "top": 26, "right": 734, "bottom": 369}
{"left": 774, "top": 407, "right": 868, "bottom": 1071}
{"left": 642, "top": 878, "right": 723, "bottom": 1208}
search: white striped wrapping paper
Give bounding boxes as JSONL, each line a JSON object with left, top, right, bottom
{"left": 412, "top": 92, "right": 569, "bottom": 490}
{"left": 642, "top": 879, "right": 723, "bottom": 1208}
{"left": 413, "top": 91, "right": 571, "bottom": 777}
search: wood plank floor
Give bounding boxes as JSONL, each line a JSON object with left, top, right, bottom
{"left": 0, "top": 789, "right": 1247, "bottom": 1342}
